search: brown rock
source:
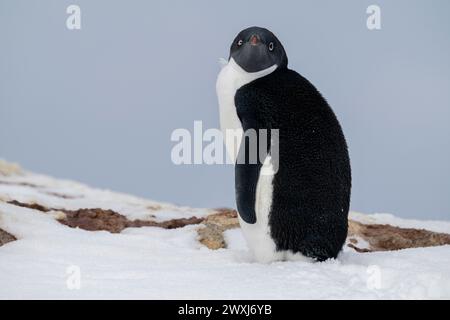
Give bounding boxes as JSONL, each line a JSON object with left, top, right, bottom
{"left": 60, "top": 208, "right": 129, "bottom": 233}
{"left": 197, "top": 208, "right": 239, "bottom": 249}
{"left": 8, "top": 200, "right": 50, "bottom": 212}
{"left": 347, "top": 220, "right": 450, "bottom": 252}
{"left": 0, "top": 228, "right": 16, "bottom": 247}
{"left": 6, "top": 200, "right": 204, "bottom": 233}
{"left": 59, "top": 208, "right": 204, "bottom": 233}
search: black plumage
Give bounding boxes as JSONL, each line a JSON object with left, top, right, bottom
{"left": 235, "top": 68, "right": 351, "bottom": 261}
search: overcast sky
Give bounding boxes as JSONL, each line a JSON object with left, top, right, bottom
{"left": 1, "top": 0, "right": 449, "bottom": 220}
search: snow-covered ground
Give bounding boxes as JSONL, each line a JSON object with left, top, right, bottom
{"left": 0, "top": 164, "right": 450, "bottom": 299}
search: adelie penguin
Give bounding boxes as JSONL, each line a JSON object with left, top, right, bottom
{"left": 216, "top": 27, "right": 351, "bottom": 262}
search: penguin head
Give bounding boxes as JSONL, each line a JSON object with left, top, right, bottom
{"left": 229, "top": 26, "right": 288, "bottom": 73}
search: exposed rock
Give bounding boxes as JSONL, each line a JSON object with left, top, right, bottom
{"left": 6, "top": 200, "right": 203, "bottom": 233}
{"left": 347, "top": 220, "right": 450, "bottom": 252}
{"left": 0, "top": 180, "right": 40, "bottom": 188}
{"left": 0, "top": 228, "right": 16, "bottom": 247}
{"left": 60, "top": 208, "right": 204, "bottom": 233}
{"left": 347, "top": 243, "right": 372, "bottom": 253}
{"left": 197, "top": 208, "right": 239, "bottom": 249}
{"left": 42, "top": 191, "right": 80, "bottom": 199}
{"left": 147, "top": 205, "right": 162, "bottom": 211}
{"left": 0, "top": 182, "right": 79, "bottom": 199}
{"left": 59, "top": 208, "right": 130, "bottom": 233}
{"left": 8, "top": 200, "right": 50, "bottom": 212}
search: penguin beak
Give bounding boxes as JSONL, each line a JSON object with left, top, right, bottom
{"left": 249, "top": 34, "right": 260, "bottom": 46}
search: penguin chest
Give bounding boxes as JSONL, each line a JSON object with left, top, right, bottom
{"left": 216, "top": 58, "right": 277, "bottom": 162}
{"left": 216, "top": 61, "right": 243, "bottom": 163}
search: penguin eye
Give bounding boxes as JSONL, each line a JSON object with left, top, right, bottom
{"left": 237, "top": 39, "right": 243, "bottom": 46}
{"left": 268, "top": 42, "right": 274, "bottom": 51}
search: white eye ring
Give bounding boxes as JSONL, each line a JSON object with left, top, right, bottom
{"left": 237, "top": 39, "right": 243, "bottom": 46}
{"left": 268, "top": 42, "right": 274, "bottom": 51}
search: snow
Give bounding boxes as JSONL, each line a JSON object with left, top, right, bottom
{"left": 1, "top": 168, "right": 450, "bottom": 299}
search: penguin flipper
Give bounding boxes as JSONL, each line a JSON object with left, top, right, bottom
{"left": 235, "top": 162, "right": 261, "bottom": 224}
{"left": 234, "top": 87, "right": 272, "bottom": 225}
{"left": 235, "top": 126, "right": 270, "bottom": 224}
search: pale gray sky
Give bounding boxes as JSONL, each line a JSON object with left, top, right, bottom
{"left": 1, "top": 0, "right": 449, "bottom": 220}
